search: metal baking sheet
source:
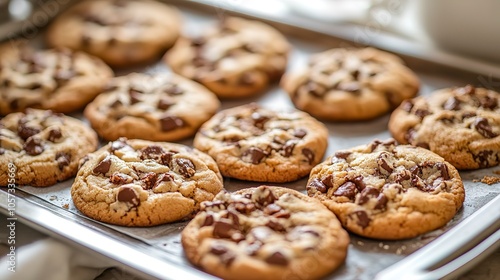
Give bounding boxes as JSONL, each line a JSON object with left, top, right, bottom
{"left": 1, "top": 1, "right": 500, "bottom": 279}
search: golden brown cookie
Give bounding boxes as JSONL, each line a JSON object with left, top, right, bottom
{"left": 307, "top": 139, "right": 465, "bottom": 240}
{"left": 389, "top": 85, "right": 500, "bottom": 169}
{"left": 165, "top": 17, "right": 290, "bottom": 98}
{"left": 193, "top": 103, "right": 328, "bottom": 183}
{"left": 0, "top": 109, "right": 98, "bottom": 187}
{"left": 281, "top": 47, "right": 420, "bottom": 121}
{"left": 71, "top": 138, "right": 223, "bottom": 226}
{"left": 0, "top": 42, "right": 113, "bottom": 115}
{"left": 84, "top": 72, "right": 220, "bottom": 141}
{"left": 46, "top": 0, "right": 181, "bottom": 67}
{"left": 182, "top": 185, "right": 349, "bottom": 280}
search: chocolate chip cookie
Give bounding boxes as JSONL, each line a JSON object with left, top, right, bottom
{"left": 84, "top": 72, "right": 220, "bottom": 142}
{"left": 165, "top": 17, "right": 290, "bottom": 98}
{"left": 389, "top": 85, "right": 500, "bottom": 169}
{"left": 0, "top": 42, "right": 113, "bottom": 116}
{"left": 307, "top": 139, "right": 465, "bottom": 240}
{"left": 182, "top": 185, "right": 349, "bottom": 280}
{"left": 46, "top": 0, "right": 181, "bottom": 67}
{"left": 281, "top": 47, "right": 420, "bottom": 121}
{"left": 0, "top": 109, "right": 98, "bottom": 187}
{"left": 71, "top": 138, "right": 223, "bottom": 226}
{"left": 193, "top": 103, "right": 328, "bottom": 183}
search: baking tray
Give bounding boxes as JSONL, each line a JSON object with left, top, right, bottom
{"left": 1, "top": 1, "right": 500, "bottom": 279}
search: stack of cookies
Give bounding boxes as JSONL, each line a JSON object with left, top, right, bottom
{"left": 1, "top": 0, "right": 499, "bottom": 279}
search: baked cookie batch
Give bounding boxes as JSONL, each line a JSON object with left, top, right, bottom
{"left": 1, "top": 0, "right": 498, "bottom": 279}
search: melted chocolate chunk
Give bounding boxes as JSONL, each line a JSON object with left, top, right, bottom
{"left": 23, "top": 137, "right": 44, "bottom": 156}
{"left": 18, "top": 123, "right": 41, "bottom": 141}
{"left": 303, "top": 81, "right": 327, "bottom": 98}
{"left": 308, "top": 178, "right": 328, "bottom": 193}
{"left": 479, "top": 95, "right": 498, "bottom": 110}
{"left": 414, "top": 108, "right": 431, "bottom": 119}
{"left": 202, "top": 214, "right": 214, "bottom": 227}
{"left": 474, "top": 150, "right": 494, "bottom": 168}
{"left": 117, "top": 186, "right": 140, "bottom": 207}
{"left": 302, "top": 148, "right": 315, "bottom": 164}
{"left": 161, "top": 151, "right": 177, "bottom": 166}
{"left": 160, "top": 116, "right": 185, "bottom": 131}
{"left": 210, "top": 244, "right": 228, "bottom": 255}
{"left": 352, "top": 175, "right": 366, "bottom": 191}
{"left": 321, "top": 174, "right": 334, "bottom": 189}
{"left": 93, "top": 156, "right": 111, "bottom": 175}
{"left": 443, "top": 97, "right": 461, "bottom": 110}
{"left": 436, "top": 162, "right": 450, "bottom": 180}
{"left": 154, "top": 173, "right": 175, "bottom": 188}
{"left": 377, "top": 152, "right": 393, "bottom": 174}
{"left": 358, "top": 187, "right": 380, "bottom": 205}
{"left": 128, "top": 89, "right": 142, "bottom": 104}
{"left": 109, "top": 139, "right": 128, "bottom": 152}
{"left": 110, "top": 172, "right": 132, "bottom": 185}
{"left": 337, "top": 81, "right": 361, "bottom": 93}
{"left": 374, "top": 193, "right": 388, "bottom": 210}
{"left": 462, "top": 112, "right": 477, "bottom": 120}
{"left": 242, "top": 147, "right": 268, "bottom": 164}
{"left": 164, "top": 84, "right": 184, "bottom": 95}
{"left": 140, "top": 172, "right": 157, "bottom": 190}
{"left": 455, "top": 85, "right": 475, "bottom": 95}
{"left": 401, "top": 100, "right": 414, "bottom": 113}
{"left": 234, "top": 202, "right": 256, "bottom": 214}
{"left": 350, "top": 210, "right": 370, "bottom": 228}
{"left": 213, "top": 221, "right": 239, "bottom": 239}
{"left": 265, "top": 252, "right": 289, "bottom": 266}
{"left": 157, "top": 98, "right": 174, "bottom": 110}
{"left": 281, "top": 141, "right": 296, "bottom": 157}
{"left": 55, "top": 152, "right": 71, "bottom": 170}
{"left": 293, "top": 129, "right": 307, "bottom": 138}
{"left": 474, "top": 118, "right": 497, "bottom": 138}
{"left": 264, "top": 204, "right": 281, "bottom": 215}
{"left": 176, "top": 158, "right": 196, "bottom": 178}
{"left": 266, "top": 220, "right": 286, "bottom": 232}
{"left": 140, "top": 145, "right": 164, "bottom": 160}
{"left": 333, "top": 151, "right": 351, "bottom": 161}
{"left": 251, "top": 112, "right": 269, "bottom": 129}
{"left": 333, "top": 181, "right": 357, "bottom": 199}
{"left": 48, "top": 127, "right": 62, "bottom": 142}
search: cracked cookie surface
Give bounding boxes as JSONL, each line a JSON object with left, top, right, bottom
{"left": 389, "top": 85, "right": 500, "bottom": 169}
{"left": 281, "top": 47, "right": 419, "bottom": 121}
{"left": 307, "top": 139, "right": 464, "bottom": 240}
{"left": 193, "top": 103, "right": 328, "bottom": 183}
{"left": 165, "top": 17, "right": 290, "bottom": 98}
{"left": 46, "top": 0, "right": 181, "bottom": 67}
{"left": 0, "top": 43, "right": 113, "bottom": 115}
{"left": 84, "top": 72, "right": 220, "bottom": 141}
{"left": 182, "top": 185, "right": 349, "bottom": 280}
{"left": 71, "top": 138, "right": 223, "bottom": 226}
{"left": 0, "top": 109, "right": 98, "bottom": 187}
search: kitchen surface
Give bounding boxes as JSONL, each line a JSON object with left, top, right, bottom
{"left": 0, "top": 1, "right": 499, "bottom": 279}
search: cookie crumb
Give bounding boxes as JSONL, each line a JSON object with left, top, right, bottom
{"left": 493, "top": 170, "right": 500, "bottom": 175}
{"left": 480, "top": 176, "right": 500, "bottom": 185}
{"left": 49, "top": 195, "right": 57, "bottom": 201}
{"left": 62, "top": 203, "right": 69, "bottom": 209}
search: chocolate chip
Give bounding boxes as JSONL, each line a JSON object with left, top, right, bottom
{"left": 140, "top": 145, "right": 164, "bottom": 160}
{"left": 352, "top": 175, "right": 366, "bottom": 190}
{"left": 110, "top": 172, "right": 133, "bottom": 185}
{"left": 54, "top": 69, "right": 75, "bottom": 83}
{"left": 401, "top": 100, "right": 414, "bottom": 112}
{"left": 164, "top": 84, "right": 184, "bottom": 95}
{"left": 377, "top": 153, "right": 393, "bottom": 174}
{"left": 242, "top": 147, "right": 268, "bottom": 164}
{"left": 157, "top": 98, "right": 174, "bottom": 110}
{"left": 410, "top": 165, "right": 422, "bottom": 177}
{"left": 175, "top": 158, "right": 196, "bottom": 178}
{"left": 358, "top": 187, "right": 380, "bottom": 205}
{"left": 213, "top": 221, "right": 239, "bottom": 239}
{"left": 414, "top": 108, "right": 431, "bottom": 118}
{"left": 350, "top": 210, "right": 370, "bottom": 228}
{"left": 255, "top": 187, "right": 277, "bottom": 206}
{"left": 479, "top": 95, "right": 498, "bottom": 110}
{"left": 18, "top": 123, "right": 41, "bottom": 140}
{"left": 443, "top": 97, "right": 461, "bottom": 110}
{"left": 9, "top": 99, "right": 19, "bottom": 110}
{"left": 333, "top": 151, "right": 351, "bottom": 161}
{"left": 474, "top": 150, "right": 494, "bottom": 168}
{"left": 161, "top": 151, "right": 177, "bottom": 166}
{"left": 338, "top": 81, "right": 361, "bottom": 93}
{"left": 117, "top": 186, "right": 140, "bottom": 207}
{"left": 210, "top": 244, "right": 228, "bottom": 255}
{"left": 23, "top": 137, "right": 44, "bottom": 156}
{"left": 78, "top": 155, "right": 90, "bottom": 169}
{"left": 333, "top": 181, "right": 357, "bottom": 199}
{"left": 264, "top": 204, "right": 281, "bottom": 215}
{"left": 55, "top": 152, "right": 71, "bottom": 170}
{"left": 474, "top": 118, "right": 497, "bottom": 138}
{"left": 274, "top": 210, "right": 291, "bottom": 219}
{"left": 48, "top": 127, "right": 62, "bottom": 142}
{"left": 234, "top": 202, "right": 256, "bottom": 214}
{"left": 293, "top": 129, "right": 307, "bottom": 138}
{"left": 462, "top": 112, "right": 477, "bottom": 119}
{"left": 128, "top": 89, "right": 142, "bottom": 104}
{"left": 140, "top": 172, "right": 157, "bottom": 190}
{"left": 202, "top": 214, "right": 214, "bottom": 227}
{"left": 405, "top": 128, "right": 417, "bottom": 142}
{"left": 266, "top": 220, "right": 286, "bottom": 232}
{"left": 109, "top": 139, "right": 129, "bottom": 152}
{"left": 303, "top": 81, "right": 327, "bottom": 98}
{"left": 265, "top": 252, "right": 289, "bottom": 266}
{"left": 455, "top": 85, "right": 475, "bottom": 95}
{"left": 374, "top": 193, "right": 388, "bottom": 210}
{"left": 436, "top": 162, "right": 450, "bottom": 180}
{"left": 307, "top": 178, "right": 328, "bottom": 193}
{"left": 370, "top": 139, "right": 397, "bottom": 152}
{"left": 281, "top": 140, "right": 296, "bottom": 157}
{"left": 110, "top": 99, "right": 123, "bottom": 108}
{"left": 302, "top": 148, "right": 315, "bottom": 164}
{"left": 160, "top": 116, "right": 185, "bottom": 131}
{"left": 251, "top": 112, "right": 269, "bottom": 129}
{"left": 93, "top": 156, "right": 111, "bottom": 175}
